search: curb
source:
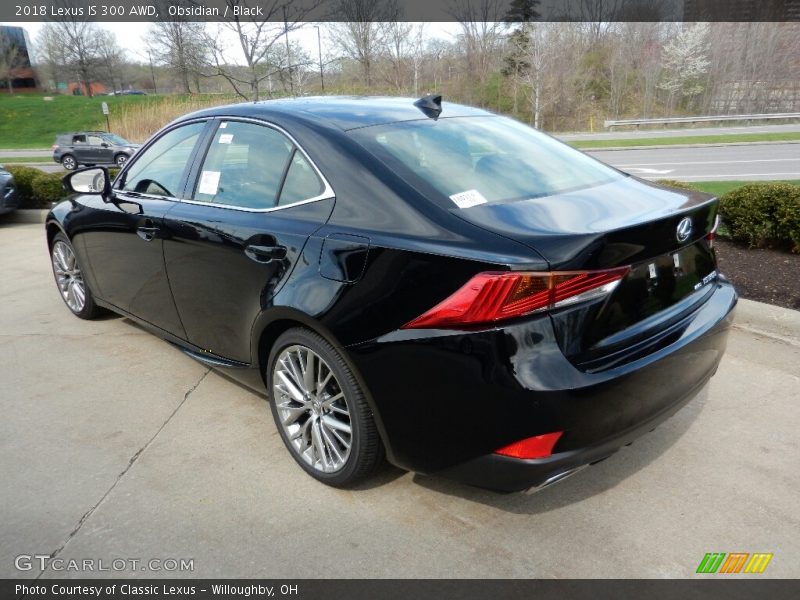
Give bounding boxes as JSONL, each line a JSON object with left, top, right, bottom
{"left": 2, "top": 209, "right": 49, "bottom": 224}
{"left": 733, "top": 298, "right": 800, "bottom": 347}
{"left": 578, "top": 140, "right": 800, "bottom": 152}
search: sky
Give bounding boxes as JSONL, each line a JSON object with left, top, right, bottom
{"left": 7, "top": 21, "right": 463, "bottom": 65}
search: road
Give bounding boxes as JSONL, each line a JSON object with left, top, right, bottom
{"left": 559, "top": 122, "right": 800, "bottom": 141}
{"left": 1, "top": 221, "right": 798, "bottom": 579}
{"left": 589, "top": 143, "right": 800, "bottom": 181}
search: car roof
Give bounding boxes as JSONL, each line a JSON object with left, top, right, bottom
{"left": 185, "top": 96, "right": 494, "bottom": 131}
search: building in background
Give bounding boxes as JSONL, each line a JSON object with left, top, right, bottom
{"left": 0, "top": 25, "right": 40, "bottom": 92}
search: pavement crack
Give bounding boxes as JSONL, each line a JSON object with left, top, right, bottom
{"left": 34, "top": 367, "right": 212, "bottom": 580}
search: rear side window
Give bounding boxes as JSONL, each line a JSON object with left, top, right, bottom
{"left": 121, "top": 121, "right": 205, "bottom": 197}
{"left": 278, "top": 151, "right": 324, "bottom": 206}
{"left": 350, "top": 116, "right": 622, "bottom": 206}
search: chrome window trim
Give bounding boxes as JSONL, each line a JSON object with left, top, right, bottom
{"left": 180, "top": 116, "right": 335, "bottom": 213}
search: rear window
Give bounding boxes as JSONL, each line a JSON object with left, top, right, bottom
{"left": 349, "top": 116, "right": 622, "bottom": 206}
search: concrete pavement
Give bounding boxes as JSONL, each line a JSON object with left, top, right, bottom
{"left": 1, "top": 221, "right": 798, "bottom": 579}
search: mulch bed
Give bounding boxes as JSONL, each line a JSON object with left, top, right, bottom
{"left": 715, "top": 239, "right": 800, "bottom": 311}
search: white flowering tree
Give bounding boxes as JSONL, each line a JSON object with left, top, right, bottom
{"left": 659, "top": 22, "right": 711, "bottom": 112}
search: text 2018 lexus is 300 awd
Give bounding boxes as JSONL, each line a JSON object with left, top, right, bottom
{"left": 46, "top": 96, "right": 735, "bottom": 492}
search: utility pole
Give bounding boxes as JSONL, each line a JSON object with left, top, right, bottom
{"left": 314, "top": 25, "right": 324, "bottom": 92}
{"left": 283, "top": 6, "right": 294, "bottom": 95}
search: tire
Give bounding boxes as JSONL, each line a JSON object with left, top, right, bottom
{"left": 114, "top": 154, "right": 127, "bottom": 168}
{"left": 50, "top": 233, "right": 100, "bottom": 319}
{"left": 267, "top": 327, "right": 384, "bottom": 487}
{"left": 61, "top": 155, "right": 77, "bottom": 170}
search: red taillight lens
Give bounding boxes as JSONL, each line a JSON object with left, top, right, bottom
{"left": 51, "top": 144, "right": 59, "bottom": 150}
{"left": 402, "top": 267, "right": 629, "bottom": 329}
{"left": 495, "top": 432, "right": 564, "bottom": 459}
{"left": 706, "top": 215, "right": 720, "bottom": 248}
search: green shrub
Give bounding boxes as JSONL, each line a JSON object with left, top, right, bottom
{"left": 31, "top": 172, "right": 68, "bottom": 206}
{"left": 719, "top": 183, "right": 800, "bottom": 252}
{"left": 654, "top": 179, "right": 697, "bottom": 191}
{"left": 4, "top": 165, "right": 41, "bottom": 206}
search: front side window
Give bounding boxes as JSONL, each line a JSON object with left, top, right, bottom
{"left": 350, "top": 116, "right": 623, "bottom": 205}
{"left": 87, "top": 135, "right": 104, "bottom": 146}
{"left": 121, "top": 122, "right": 205, "bottom": 198}
{"left": 192, "top": 121, "right": 296, "bottom": 209}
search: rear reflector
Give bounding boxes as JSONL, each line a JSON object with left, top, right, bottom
{"left": 706, "top": 215, "right": 720, "bottom": 248}
{"left": 402, "top": 267, "right": 629, "bottom": 329}
{"left": 495, "top": 432, "right": 564, "bottom": 460}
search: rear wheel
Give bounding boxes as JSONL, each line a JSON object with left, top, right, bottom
{"left": 61, "top": 155, "right": 77, "bottom": 170}
{"left": 50, "top": 233, "right": 100, "bottom": 319}
{"left": 267, "top": 327, "right": 384, "bottom": 487}
{"left": 114, "top": 154, "right": 127, "bottom": 168}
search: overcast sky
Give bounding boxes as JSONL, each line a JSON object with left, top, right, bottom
{"left": 7, "top": 21, "right": 462, "bottom": 65}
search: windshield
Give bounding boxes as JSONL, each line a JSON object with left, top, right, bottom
{"left": 350, "top": 116, "right": 623, "bottom": 206}
{"left": 104, "top": 134, "right": 131, "bottom": 146}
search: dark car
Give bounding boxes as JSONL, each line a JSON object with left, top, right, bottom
{"left": 44, "top": 96, "right": 735, "bottom": 492}
{"left": 52, "top": 131, "right": 140, "bottom": 170}
{"left": 0, "top": 165, "right": 19, "bottom": 215}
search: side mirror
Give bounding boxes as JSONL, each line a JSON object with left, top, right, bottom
{"left": 63, "top": 166, "right": 113, "bottom": 200}
{"left": 100, "top": 142, "right": 110, "bottom": 148}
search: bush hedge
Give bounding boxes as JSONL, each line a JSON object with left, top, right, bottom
{"left": 719, "top": 183, "right": 800, "bottom": 252}
{"left": 5, "top": 166, "right": 68, "bottom": 208}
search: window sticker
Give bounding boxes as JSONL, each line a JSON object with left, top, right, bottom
{"left": 219, "top": 122, "right": 228, "bottom": 128}
{"left": 198, "top": 170, "right": 221, "bottom": 195}
{"left": 450, "top": 189, "right": 488, "bottom": 209}
{"left": 218, "top": 134, "right": 234, "bottom": 144}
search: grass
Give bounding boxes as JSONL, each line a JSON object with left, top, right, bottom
{"left": 0, "top": 93, "right": 237, "bottom": 148}
{"left": 570, "top": 132, "right": 800, "bottom": 149}
{"left": 0, "top": 156, "right": 51, "bottom": 163}
{"left": 688, "top": 180, "right": 800, "bottom": 196}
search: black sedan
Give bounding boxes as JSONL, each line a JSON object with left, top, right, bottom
{"left": 45, "top": 96, "right": 736, "bottom": 492}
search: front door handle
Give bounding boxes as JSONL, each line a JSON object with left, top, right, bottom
{"left": 244, "top": 244, "right": 287, "bottom": 263}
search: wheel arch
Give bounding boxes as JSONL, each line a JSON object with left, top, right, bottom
{"left": 252, "top": 308, "right": 395, "bottom": 462}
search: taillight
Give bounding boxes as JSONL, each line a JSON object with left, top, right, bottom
{"left": 402, "top": 267, "right": 629, "bottom": 329}
{"left": 51, "top": 144, "right": 59, "bottom": 150}
{"left": 706, "top": 215, "right": 720, "bottom": 248}
{"left": 495, "top": 432, "right": 564, "bottom": 459}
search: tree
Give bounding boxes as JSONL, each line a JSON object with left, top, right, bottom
{"left": 148, "top": 6, "right": 207, "bottom": 94}
{"left": 659, "top": 23, "right": 711, "bottom": 112}
{"left": 203, "top": 0, "right": 320, "bottom": 100}
{"left": 96, "top": 30, "right": 123, "bottom": 93}
{"left": 0, "top": 29, "right": 23, "bottom": 95}
{"left": 328, "top": 0, "right": 399, "bottom": 88}
{"left": 448, "top": 0, "right": 505, "bottom": 86}
{"left": 38, "top": 21, "right": 103, "bottom": 96}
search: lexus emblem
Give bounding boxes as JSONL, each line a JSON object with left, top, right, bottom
{"left": 676, "top": 217, "right": 693, "bottom": 243}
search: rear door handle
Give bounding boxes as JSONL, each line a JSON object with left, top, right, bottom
{"left": 136, "top": 219, "right": 159, "bottom": 241}
{"left": 244, "top": 244, "right": 287, "bottom": 263}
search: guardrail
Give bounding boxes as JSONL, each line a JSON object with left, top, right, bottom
{"left": 604, "top": 112, "right": 800, "bottom": 129}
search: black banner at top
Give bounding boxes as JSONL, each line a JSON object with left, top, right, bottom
{"left": 2, "top": 0, "right": 799, "bottom": 23}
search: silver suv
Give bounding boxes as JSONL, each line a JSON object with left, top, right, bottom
{"left": 52, "top": 132, "right": 140, "bottom": 170}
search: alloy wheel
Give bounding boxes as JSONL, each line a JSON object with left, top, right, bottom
{"left": 272, "top": 345, "right": 353, "bottom": 473}
{"left": 51, "top": 240, "right": 86, "bottom": 313}
{"left": 116, "top": 155, "right": 127, "bottom": 167}
{"left": 62, "top": 156, "right": 76, "bottom": 170}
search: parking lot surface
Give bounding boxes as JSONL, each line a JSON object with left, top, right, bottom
{"left": 1, "top": 221, "right": 798, "bottom": 578}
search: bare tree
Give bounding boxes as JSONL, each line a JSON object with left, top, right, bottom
{"left": 448, "top": 0, "right": 504, "bottom": 85}
{"left": 203, "top": 0, "right": 320, "bottom": 100}
{"left": 38, "top": 20, "right": 102, "bottom": 96}
{"left": 148, "top": 7, "right": 207, "bottom": 94}
{"left": 328, "top": 0, "right": 399, "bottom": 88}
{"left": 96, "top": 30, "right": 123, "bottom": 93}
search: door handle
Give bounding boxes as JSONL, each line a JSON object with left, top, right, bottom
{"left": 244, "top": 244, "right": 287, "bottom": 263}
{"left": 136, "top": 223, "right": 159, "bottom": 241}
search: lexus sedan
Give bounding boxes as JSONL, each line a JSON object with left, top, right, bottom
{"left": 45, "top": 96, "right": 736, "bottom": 492}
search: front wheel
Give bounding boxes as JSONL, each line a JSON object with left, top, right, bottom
{"left": 50, "top": 233, "right": 100, "bottom": 319}
{"left": 267, "top": 328, "right": 384, "bottom": 487}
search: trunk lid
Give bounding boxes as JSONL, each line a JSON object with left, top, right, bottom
{"left": 453, "top": 176, "right": 721, "bottom": 370}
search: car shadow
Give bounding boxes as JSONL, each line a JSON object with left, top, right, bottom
{"left": 410, "top": 386, "right": 709, "bottom": 514}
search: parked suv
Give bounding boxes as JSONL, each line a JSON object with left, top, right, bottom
{"left": 0, "top": 164, "right": 19, "bottom": 215}
{"left": 52, "top": 132, "right": 140, "bottom": 170}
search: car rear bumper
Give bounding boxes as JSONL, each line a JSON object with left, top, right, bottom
{"left": 347, "top": 279, "right": 736, "bottom": 492}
